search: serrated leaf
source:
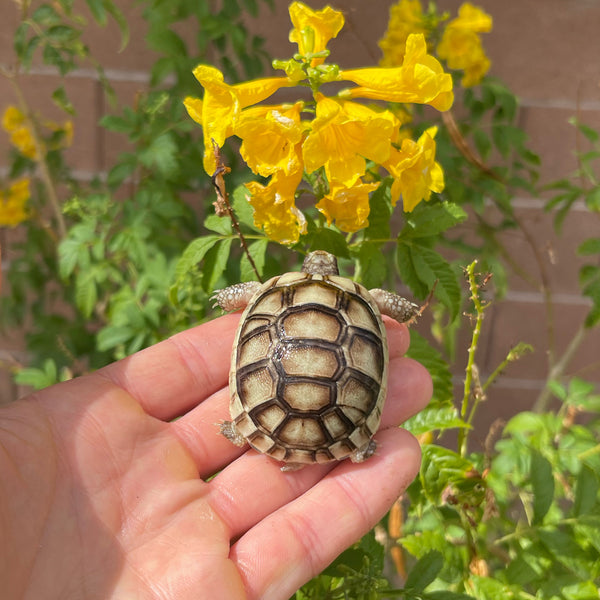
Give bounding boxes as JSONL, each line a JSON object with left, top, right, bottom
{"left": 364, "top": 179, "right": 392, "bottom": 240}
{"left": 240, "top": 238, "right": 268, "bottom": 282}
{"left": 404, "top": 404, "right": 468, "bottom": 436}
{"left": 202, "top": 238, "right": 233, "bottom": 291}
{"left": 232, "top": 185, "right": 261, "bottom": 231}
{"left": 405, "top": 550, "right": 443, "bottom": 592}
{"left": 173, "top": 235, "right": 221, "bottom": 284}
{"left": 406, "top": 330, "right": 453, "bottom": 404}
{"left": 354, "top": 243, "right": 387, "bottom": 288}
{"left": 420, "top": 444, "right": 482, "bottom": 504}
{"left": 139, "top": 133, "right": 178, "bottom": 178}
{"left": 308, "top": 227, "right": 349, "bottom": 258}
{"left": 400, "top": 201, "right": 467, "bottom": 239}
{"left": 397, "top": 241, "right": 461, "bottom": 319}
{"left": 396, "top": 241, "right": 428, "bottom": 298}
{"left": 530, "top": 449, "right": 554, "bottom": 524}
{"left": 204, "top": 213, "right": 232, "bottom": 235}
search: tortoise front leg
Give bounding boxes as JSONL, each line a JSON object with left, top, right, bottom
{"left": 368, "top": 288, "right": 419, "bottom": 323}
{"left": 211, "top": 281, "right": 262, "bottom": 312}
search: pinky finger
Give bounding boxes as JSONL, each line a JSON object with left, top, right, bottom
{"left": 229, "top": 427, "right": 421, "bottom": 600}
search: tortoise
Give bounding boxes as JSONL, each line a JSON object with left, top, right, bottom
{"left": 212, "top": 250, "right": 419, "bottom": 471}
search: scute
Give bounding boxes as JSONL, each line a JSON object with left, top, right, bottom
{"left": 228, "top": 269, "right": 388, "bottom": 467}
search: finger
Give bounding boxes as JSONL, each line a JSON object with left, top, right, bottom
{"left": 173, "top": 350, "right": 430, "bottom": 479}
{"left": 380, "top": 356, "right": 432, "bottom": 428}
{"left": 384, "top": 317, "right": 411, "bottom": 360}
{"left": 97, "top": 313, "right": 240, "bottom": 420}
{"left": 230, "top": 427, "right": 421, "bottom": 600}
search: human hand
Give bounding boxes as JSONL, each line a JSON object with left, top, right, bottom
{"left": 1, "top": 314, "right": 431, "bottom": 600}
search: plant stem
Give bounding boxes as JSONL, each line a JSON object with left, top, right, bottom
{"left": 458, "top": 261, "right": 486, "bottom": 457}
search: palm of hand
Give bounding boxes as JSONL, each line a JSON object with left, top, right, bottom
{"left": 2, "top": 314, "right": 430, "bottom": 600}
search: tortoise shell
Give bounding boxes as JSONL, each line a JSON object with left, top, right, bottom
{"left": 227, "top": 270, "right": 388, "bottom": 467}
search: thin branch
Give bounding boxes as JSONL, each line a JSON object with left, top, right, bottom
{"left": 211, "top": 141, "right": 262, "bottom": 283}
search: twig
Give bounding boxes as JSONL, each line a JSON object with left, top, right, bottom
{"left": 210, "top": 141, "right": 262, "bottom": 283}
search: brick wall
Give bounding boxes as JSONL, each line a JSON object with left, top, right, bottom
{"left": 1, "top": 0, "right": 599, "bottom": 427}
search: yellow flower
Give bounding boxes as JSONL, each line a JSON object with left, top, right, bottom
{"left": 316, "top": 181, "right": 379, "bottom": 232}
{"left": 2, "top": 106, "right": 25, "bottom": 131}
{"left": 437, "top": 3, "right": 492, "bottom": 87}
{"left": 385, "top": 126, "right": 444, "bottom": 212}
{"left": 288, "top": 1, "right": 344, "bottom": 64}
{"left": 9, "top": 127, "right": 38, "bottom": 160}
{"left": 341, "top": 34, "right": 453, "bottom": 111}
{"left": 184, "top": 65, "right": 292, "bottom": 174}
{"left": 378, "top": 0, "right": 427, "bottom": 67}
{"left": 303, "top": 95, "right": 396, "bottom": 187}
{"left": 2, "top": 105, "right": 38, "bottom": 160}
{"left": 235, "top": 102, "right": 305, "bottom": 177}
{"left": 245, "top": 167, "right": 306, "bottom": 244}
{"left": 0, "top": 179, "right": 30, "bottom": 227}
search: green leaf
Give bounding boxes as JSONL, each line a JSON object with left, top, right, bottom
{"left": 578, "top": 238, "right": 600, "bottom": 256}
{"left": 46, "top": 25, "right": 79, "bottom": 44}
{"left": 364, "top": 179, "right": 392, "bottom": 240}
{"left": 173, "top": 234, "right": 221, "bottom": 284}
{"left": 97, "top": 325, "right": 134, "bottom": 352}
{"left": 573, "top": 464, "right": 599, "bottom": 517}
{"left": 32, "top": 4, "right": 62, "bottom": 26}
{"left": 397, "top": 241, "right": 461, "bottom": 319}
{"left": 240, "top": 238, "right": 268, "bottom": 282}
{"left": 86, "top": 0, "right": 107, "bottom": 25}
{"left": 202, "top": 238, "right": 233, "bottom": 292}
{"left": 139, "top": 133, "right": 178, "bottom": 178}
{"left": 404, "top": 404, "right": 467, "bottom": 436}
{"left": 104, "top": 1, "right": 130, "bottom": 51}
{"left": 75, "top": 272, "right": 98, "bottom": 318}
{"left": 232, "top": 185, "right": 261, "bottom": 231}
{"left": 406, "top": 330, "right": 453, "bottom": 404}
{"left": 400, "top": 202, "right": 467, "bottom": 240}
{"left": 204, "top": 213, "right": 232, "bottom": 235}
{"left": 537, "top": 528, "right": 593, "bottom": 579}
{"left": 354, "top": 243, "right": 388, "bottom": 289}
{"left": 51, "top": 85, "right": 75, "bottom": 115}
{"left": 420, "top": 444, "right": 483, "bottom": 504}
{"left": 405, "top": 550, "right": 443, "bottom": 592}
{"left": 530, "top": 449, "right": 554, "bottom": 524}
{"left": 14, "top": 359, "right": 59, "bottom": 390}
{"left": 307, "top": 227, "right": 349, "bottom": 258}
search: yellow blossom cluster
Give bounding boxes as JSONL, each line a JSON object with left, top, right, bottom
{"left": 185, "top": 2, "right": 453, "bottom": 244}
{"left": 2, "top": 106, "right": 38, "bottom": 160}
{"left": 380, "top": 0, "right": 492, "bottom": 88}
{"left": 0, "top": 179, "right": 30, "bottom": 227}
{"left": 378, "top": 0, "right": 429, "bottom": 68}
{"left": 2, "top": 105, "right": 74, "bottom": 161}
{"left": 437, "top": 3, "right": 492, "bottom": 87}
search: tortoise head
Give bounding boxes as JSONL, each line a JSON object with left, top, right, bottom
{"left": 302, "top": 251, "right": 339, "bottom": 276}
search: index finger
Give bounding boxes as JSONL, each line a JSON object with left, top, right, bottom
{"left": 97, "top": 313, "right": 240, "bottom": 420}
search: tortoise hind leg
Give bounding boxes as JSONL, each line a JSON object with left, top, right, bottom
{"left": 220, "top": 420, "right": 247, "bottom": 447}
{"left": 350, "top": 439, "right": 377, "bottom": 463}
{"left": 212, "top": 281, "right": 261, "bottom": 312}
{"left": 368, "top": 288, "right": 419, "bottom": 324}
